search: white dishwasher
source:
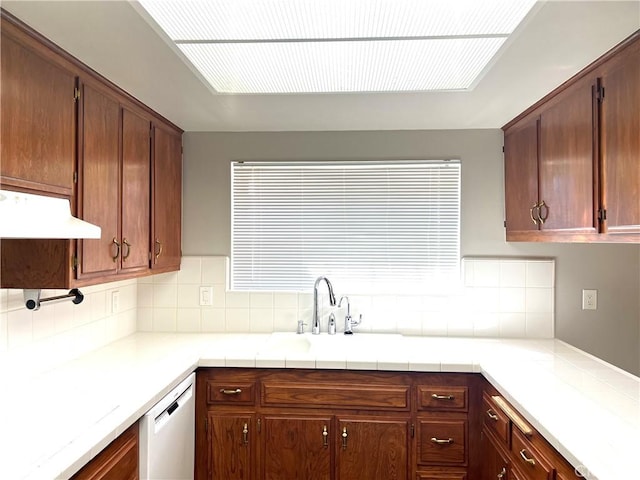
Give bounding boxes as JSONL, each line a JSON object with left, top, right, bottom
{"left": 139, "top": 372, "right": 195, "bottom": 480}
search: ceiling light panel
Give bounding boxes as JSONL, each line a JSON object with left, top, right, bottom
{"left": 136, "top": 0, "right": 538, "bottom": 93}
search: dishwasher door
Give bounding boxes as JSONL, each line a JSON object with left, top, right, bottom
{"left": 139, "top": 372, "right": 195, "bottom": 480}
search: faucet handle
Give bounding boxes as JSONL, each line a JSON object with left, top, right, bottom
{"left": 328, "top": 313, "right": 336, "bottom": 335}
{"left": 352, "top": 313, "right": 362, "bottom": 327}
{"left": 297, "top": 319, "right": 307, "bottom": 334}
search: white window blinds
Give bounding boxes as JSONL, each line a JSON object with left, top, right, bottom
{"left": 231, "top": 160, "right": 461, "bottom": 293}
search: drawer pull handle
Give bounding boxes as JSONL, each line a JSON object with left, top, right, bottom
{"left": 322, "top": 425, "right": 328, "bottom": 447}
{"left": 430, "top": 437, "right": 453, "bottom": 445}
{"left": 154, "top": 238, "right": 163, "bottom": 261}
{"left": 220, "top": 388, "right": 242, "bottom": 395}
{"left": 242, "top": 423, "right": 249, "bottom": 445}
{"left": 431, "top": 393, "right": 454, "bottom": 400}
{"left": 122, "top": 238, "right": 131, "bottom": 260}
{"left": 519, "top": 449, "right": 536, "bottom": 466}
{"left": 538, "top": 200, "right": 549, "bottom": 224}
{"left": 497, "top": 467, "right": 506, "bottom": 479}
{"left": 342, "top": 427, "right": 348, "bottom": 450}
{"left": 486, "top": 409, "right": 499, "bottom": 421}
{"left": 530, "top": 202, "right": 540, "bottom": 225}
{"left": 112, "top": 238, "right": 121, "bottom": 262}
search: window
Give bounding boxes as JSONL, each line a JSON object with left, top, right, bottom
{"left": 231, "top": 160, "right": 460, "bottom": 293}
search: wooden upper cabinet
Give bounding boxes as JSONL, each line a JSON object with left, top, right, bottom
{"left": 504, "top": 117, "right": 540, "bottom": 236}
{"left": 598, "top": 38, "right": 640, "bottom": 235}
{"left": 538, "top": 74, "right": 598, "bottom": 235}
{"left": 152, "top": 123, "right": 182, "bottom": 271}
{"left": 0, "top": 18, "right": 77, "bottom": 196}
{"left": 77, "top": 79, "right": 121, "bottom": 279}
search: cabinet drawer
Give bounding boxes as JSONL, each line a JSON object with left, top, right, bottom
{"left": 207, "top": 381, "right": 255, "bottom": 405}
{"left": 417, "top": 419, "right": 467, "bottom": 466}
{"left": 262, "top": 382, "right": 410, "bottom": 410}
{"left": 511, "top": 429, "right": 554, "bottom": 480}
{"left": 418, "top": 386, "right": 467, "bottom": 412}
{"left": 482, "top": 393, "right": 510, "bottom": 445}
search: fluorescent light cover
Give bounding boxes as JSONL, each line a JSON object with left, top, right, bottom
{"left": 137, "top": 0, "right": 538, "bottom": 93}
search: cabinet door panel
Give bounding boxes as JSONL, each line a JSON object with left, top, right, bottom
{"left": 1, "top": 32, "right": 76, "bottom": 195}
{"left": 209, "top": 413, "right": 253, "bottom": 480}
{"left": 337, "top": 417, "right": 408, "bottom": 480}
{"left": 600, "top": 43, "right": 640, "bottom": 234}
{"left": 152, "top": 124, "right": 182, "bottom": 270}
{"left": 121, "top": 108, "right": 151, "bottom": 273}
{"left": 504, "top": 118, "right": 540, "bottom": 234}
{"left": 261, "top": 416, "right": 331, "bottom": 480}
{"left": 539, "top": 77, "right": 597, "bottom": 233}
{"left": 77, "top": 81, "right": 120, "bottom": 278}
{"left": 479, "top": 429, "right": 508, "bottom": 480}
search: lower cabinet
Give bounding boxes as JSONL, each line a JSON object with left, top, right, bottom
{"left": 70, "top": 423, "right": 138, "bottom": 480}
{"left": 207, "top": 413, "right": 255, "bottom": 480}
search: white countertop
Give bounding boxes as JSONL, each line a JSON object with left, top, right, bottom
{"left": 0, "top": 332, "right": 638, "bottom": 480}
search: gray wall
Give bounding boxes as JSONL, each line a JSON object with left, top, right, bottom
{"left": 182, "top": 129, "right": 640, "bottom": 375}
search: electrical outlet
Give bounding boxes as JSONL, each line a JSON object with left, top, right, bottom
{"left": 199, "top": 286, "right": 214, "bottom": 306}
{"left": 111, "top": 291, "right": 120, "bottom": 314}
{"left": 582, "top": 289, "right": 597, "bottom": 310}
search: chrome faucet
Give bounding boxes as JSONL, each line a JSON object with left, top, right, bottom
{"left": 339, "top": 295, "right": 362, "bottom": 335}
{"left": 312, "top": 276, "right": 336, "bottom": 334}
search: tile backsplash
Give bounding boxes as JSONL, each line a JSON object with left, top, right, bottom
{"left": 137, "top": 256, "right": 555, "bottom": 339}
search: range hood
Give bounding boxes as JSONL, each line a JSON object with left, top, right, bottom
{"left": 0, "top": 189, "right": 101, "bottom": 239}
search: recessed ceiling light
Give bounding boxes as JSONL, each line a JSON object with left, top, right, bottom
{"left": 137, "top": 0, "right": 538, "bottom": 94}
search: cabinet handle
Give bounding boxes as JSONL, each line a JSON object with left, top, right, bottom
{"left": 122, "top": 239, "right": 131, "bottom": 261}
{"left": 529, "top": 202, "right": 540, "bottom": 225}
{"left": 431, "top": 393, "right": 454, "bottom": 401}
{"left": 519, "top": 449, "right": 536, "bottom": 466}
{"left": 219, "top": 388, "right": 242, "bottom": 395}
{"left": 242, "top": 423, "right": 249, "bottom": 445}
{"left": 322, "top": 425, "right": 328, "bottom": 447}
{"left": 538, "top": 200, "right": 549, "bottom": 224}
{"left": 486, "top": 409, "right": 499, "bottom": 421}
{"left": 154, "top": 238, "right": 163, "bottom": 261}
{"left": 497, "top": 467, "right": 506, "bottom": 479}
{"left": 111, "top": 238, "right": 121, "bottom": 262}
{"left": 341, "top": 427, "right": 348, "bottom": 450}
{"left": 430, "top": 437, "right": 454, "bottom": 445}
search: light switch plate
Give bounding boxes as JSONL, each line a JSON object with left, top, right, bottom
{"left": 111, "top": 291, "right": 120, "bottom": 314}
{"left": 582, "top": 289, "right": 597, "bottom": 310}
{"left": 199, "top": 286, "right": 214, "bottom": 306}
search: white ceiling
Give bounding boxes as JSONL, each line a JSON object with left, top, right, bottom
{"left": 3, "top": 1, "right": 639, "bottom": 132}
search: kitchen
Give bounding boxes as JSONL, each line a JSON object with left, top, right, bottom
{"left": 1, "top": 1, "right": 639, "bottom": 479}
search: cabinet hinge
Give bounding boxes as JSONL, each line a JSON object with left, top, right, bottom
{"left": 598, "top": 208, "right": 607, "bottom": 222}
{"left": 74, "top": 87, "right": 81, "bottom": 102}
{"left": 502, "top": 145, "right": 505, "bottom": 153}
{"left": 73, "top": 171, "right": 78, "bottom": 184}
{"left": 71, "top": 255, "right": 79, "bottom": 270}
{"left": 257, "top": 418, "right": 261, "bottom": 433}
{"left": 596, "top": 85, "right": 605, "bottom": 103}
{"left": 410, "top": 423, "right": 415, "bottom": 438}
{"left": 503, "top": 220, "right": 507, "bottom": 228}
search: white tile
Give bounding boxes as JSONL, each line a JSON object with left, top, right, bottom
{"left": 499, "top": 287, "right": 526, "bottom": 313}
{"left": 153, "top": 272, "right": 178, "bottom": 284}
{"left": 526, "top": 287, "right": 554, "bottom": 313}
{"left": 471, "top": 260, "right": 500, "bottom": 287}
{"left": 153, "top": 308, "right": 177, "bottom": 332}
{"left": 462, "top": 259, "right": 474, "bottom": 286}
{"left": 526, "top": 260, "right": 555, "bottom": 288}
{"left": 273, "top": 308, "right": 298, "bottom": 332}
{"left": 499, "top": 313, "right": 527, "bottom": 338}
{"left": 7, "top": 308, "right": 32, "bottom": 349}
{"left": 446, "top": 315, "right": 474, "bottom": 337}
{"left": 0, "top": 289, "right": 8, "bottom": 312}
{"left": 250, "top": 308, "right": 274, "bottom": 333}
{"left": 120, "top": 284, "right": 137, "bottom": 311}
{"left": 526, "top": 312, "right": 554, "bottom": 338}
{"left": 137, "top": 308, "right": 153, "bottom": 332}
{"left": 396, "top": 314, "right": 422, "bottom": 335}
{"left": 137, "top": 284, "right": 154, "bottom": 308}
{"left": 226, "top": 291, "right": 250, "bottom": 309}
{"left": 371, "top": 295, "right": 397, "bottom": 310}
{"left": 54, "top": 300, "right": 74, "bottom": 334}
{"left": 32, "top": 308, "right": 56, "bottom": 341}
{"left": 366, "top": 310, "right": 397, "bottom": 333}
{"left": 177, "top": 309, "right": 202, "bottom": 332}
{"left": 202, "top": 257, "right": 228, "bottom": 284}
{"left": 201, "top": 308, "right": 226, "bottom": 332}
{"left": 90, "top": 290, "right": 108, "bottom": 321}
{"left": 178, "top": 257, "right": 202, "bottom": 284}
{"left": 421, "top": 313, "right": 448, "bottom": 336}
{"left": 250, "top": 292, "right": 273, "bottom": 309}
{"left": 153, "top": 284, "right": 178, "bottom": 308}
{"left": 499, "top": 261, "right": 526, "bottom": 287}
{"left": 464, "top": 287, "right": 500, "bottom": 313}
{"left": 7, "top": 289, "right": 25, "bottom": 311}
{"left": 178, "top": 284, "right": 200, "bottom": 309}
{"left": 211, "top": 284, "right": 226, "bottom": 308}
{"left": 225, "top": 308, "right": 250, "bottom": 332}
{"left": 472, "top": 313, "right": 500, "bottom": 337}
{"left": 274, "top": 293, "right": 298, "bottom": 309}
{"left": 72, "top": 296, "right": 93, "bottom": 327}
{"left": 0, "top": 311, "right": 7, "bottom": 352}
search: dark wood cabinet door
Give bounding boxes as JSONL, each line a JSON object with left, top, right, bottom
{"left": 504, "top": 117, "right": 540, "bottom": 236}
{"left": 208, "top": 413, "right": 254, "bottom": 480}
{"left": 71, "top": 424, "right": 138, "bottom": 480}
{"left": 538, "top": 75, "right": 598, "bottom": 234}
{"left": 0, "top": 27, "right": 76, "bottom": 196}
{"left": 121, "top": 107, "right": 151, "bottom": 273}
{"left": 337, "top": 417, "right": 409, "bottom": 480}
{"left": 152, "top": 123, "right": 182, "bottom": 271}
{"left": 599, "top": 40, "right": 640, "bottom": 235}
{"left": 261, "top": 415, "right": 331, "bottom": 480}
{"left": 479, "top": 429, "right": 508, "bottom": 480}
{"left": 77, "top": 80, "right": 120, "bottom": 279}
